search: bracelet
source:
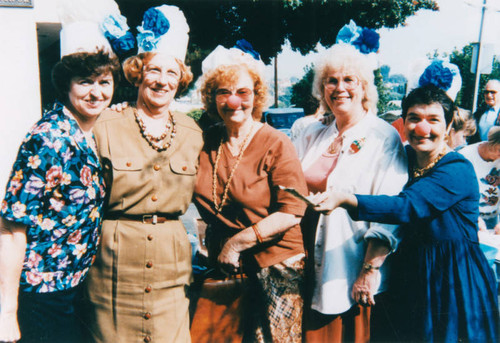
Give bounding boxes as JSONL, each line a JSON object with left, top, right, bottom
{"left": 362, "top": 262, "right": 380, "bottom": 271}
{"left": 251, "top": 224, "right": 263, "bottom": 244}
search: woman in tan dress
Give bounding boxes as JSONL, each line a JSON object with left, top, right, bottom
{"left": 84, "top": 5, "right": 203, "bottom": 342}
{"left": 193, "top": 42, "right": 308, "bottom": 343}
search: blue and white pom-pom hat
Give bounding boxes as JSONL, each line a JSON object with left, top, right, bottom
{"left": 335, "top": 19, "right": 380, "bottom": 69}
{"left": 136, "top": 4, "right": 190, "bottom": 61}
{"left": 201, "top": 39, "right": 266, "bottom": 76}
{"left": 57, "top": 0, "right": 135, "bottom": 58}
{"left": 407, "top": 59, "right": 462, "bottom": 101}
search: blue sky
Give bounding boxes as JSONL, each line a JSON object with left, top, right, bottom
{"left": 270, "top": 0, "right": 500, "bottom": 80}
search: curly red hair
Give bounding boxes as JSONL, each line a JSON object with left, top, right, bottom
{"left": 200, "top": 64, "right": 268, "bottom": 121}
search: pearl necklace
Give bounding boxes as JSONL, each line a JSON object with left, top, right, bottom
{"left": 411, "top": 146, "right": 449, "bottom": 178}
{"left": 212, "top": 123, "right": 255, "bottom": 213}
{"left": 134, "top": 108, "right": 176, "bottom": 152}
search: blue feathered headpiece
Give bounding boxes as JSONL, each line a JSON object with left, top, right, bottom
{"left": 407, "top": 59, "right": 462, "bottom": 100}
{"left": 336, "top": 20, "right": 379, "bottom": 54}
{"left": 101, "top": 13, "right": 136, "bottom": 56}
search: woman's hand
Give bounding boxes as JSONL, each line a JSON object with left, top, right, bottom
{"left": 351, "top": 268, "right": 381, "bottom": 307}
{"left": 217, "top": 238, "right": 242, "bottom": 274}
{"left": 110, "top": 101, "right": 129, "bottom": 112}
{"left": 311, "top": 191, "right": 343, "bottom": 215}
{"left": 0, "top": 311, "right": 20, "bottom": 342}
{"left": 311, "top": 191, "right": 358, "bottom": 214}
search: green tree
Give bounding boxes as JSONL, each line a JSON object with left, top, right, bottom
{"left": 380, "top": 65, "right": 390, "bottom": 81}
{"left": 118, "top": 0, "right": 438, "bottom": 75}
{"left": 375, "top": 68, "right": 392, "bottom": 114}
{"left": 290, "top": 65, "right": 319, "bottom": 114}
{"left": 448, "top": 43, "right": 500, "bottom": 110}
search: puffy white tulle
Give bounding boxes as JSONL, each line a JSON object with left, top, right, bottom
{"left": 57, "top": 0, "right": 130, "bottom": 57}
{"left": 57, "top": 0, "right": 120, "bottom": 25}
{"left": 201, "top": 45, "right": 266, "bottom": 78}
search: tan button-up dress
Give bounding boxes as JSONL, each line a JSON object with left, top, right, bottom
{"left": 85, "top": 107, "right": 203, "bottom": 343}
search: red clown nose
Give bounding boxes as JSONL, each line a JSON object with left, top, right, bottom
{"left": 414, "top": 121, "right": 431, "bottom": 136}
{"left": 226, "top": 95, "right": 241, "bottom": 110}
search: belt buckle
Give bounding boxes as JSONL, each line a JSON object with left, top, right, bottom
{"left": 142, "top": 215, "right": 158, "bottom": 224}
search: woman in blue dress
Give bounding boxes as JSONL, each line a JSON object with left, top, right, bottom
{"left": 312, "top": 85, "right": 499, "bottom": 342}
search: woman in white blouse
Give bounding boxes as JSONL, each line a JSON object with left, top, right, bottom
{"left": 294, "top": 44, "right": 408, "bottom": 342}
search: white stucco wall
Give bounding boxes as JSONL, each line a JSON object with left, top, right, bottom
{"left": 0, "top": 1, "right": 58, "bottom": 199}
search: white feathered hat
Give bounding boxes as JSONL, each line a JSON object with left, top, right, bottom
{"left": 58, "top": 0, "right": 115, "bottom": 57}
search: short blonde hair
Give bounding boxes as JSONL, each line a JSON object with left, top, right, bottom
{"left": 452, "top": 108, "right": 476, "bottom": 137}
{"left": 313, "top": 44, "right": 378, "bottom": 113}
{"left": 200, "top": 64, "right": 269, "bottom": 121}
{"left": 122, "top": 52, "right": 193, "bottom": 97}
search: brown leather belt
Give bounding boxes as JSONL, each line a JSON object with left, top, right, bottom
{"left": 104, "top": 213, "right": 179, "bottom": 224}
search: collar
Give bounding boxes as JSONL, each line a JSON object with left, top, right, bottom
{"left": 332, "top": 110, "right": 375, "bottom": 139}
{"left": 488, "top": 104, "right": 500, "bottom": 113}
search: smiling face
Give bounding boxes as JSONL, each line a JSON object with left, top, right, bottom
{"left": 322, "top": 69, "right": 364, "bottom": 116}
{"left": 484, "top": 80, "right": 500, "bottom": 108}
{"left": 215, "top": 68, "right": 255, "bottom": 127}
{"left": 137, "top": 54, "right": 181, "bottom": 112}
{"left": 67, "top": 72, "right": 114, "bottom": 127}
{"left": 405, "top": 102, "right": 448, "bottom": 155}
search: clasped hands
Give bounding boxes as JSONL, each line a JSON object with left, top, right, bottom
{"left": 217, "top": 238, "right": 242, "bottom": 275}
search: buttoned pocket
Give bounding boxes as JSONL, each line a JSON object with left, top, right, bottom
{"left": 112, "top": 157, "right": 143, "bottom": 171}
{"left": 169, "top": 158, "right": 197, "bottom": 175}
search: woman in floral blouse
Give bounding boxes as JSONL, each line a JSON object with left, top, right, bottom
{"left": 0, "top": 49, "right": 120, "bottom": 343}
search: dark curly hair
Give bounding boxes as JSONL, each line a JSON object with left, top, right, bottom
{"left": 402, "top": 84, "right": 456, "bottom": 127}
{"left": 51, "top": 49, "right": 121, "bottom": 102}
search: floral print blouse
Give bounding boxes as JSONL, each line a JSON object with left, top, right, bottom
{"left": 1, "top": 103, "right": 105, "bottom": 293}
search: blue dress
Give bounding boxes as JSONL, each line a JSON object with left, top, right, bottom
{"left": 355, "top": 149, "right": 499, "bottom": 342}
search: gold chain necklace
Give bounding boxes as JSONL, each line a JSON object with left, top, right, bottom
{"left": 212, "top": 123, "right": 255, "bottom": 213}
{"left": 412, "top": 146, "right": 448, "bottom": 178}
{"left": 134, "top": 108, "right": 176, "bottom": 152}
{"left": 327, "top": 135, "right": 343, "bottom": 154}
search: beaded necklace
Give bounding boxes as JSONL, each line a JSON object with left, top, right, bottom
{"left": 212, "top": 123, "right": 255, "bottom": 213}
{"left": 411, "top": 146, "right": 449, "bottom": 178}
{"left": 134, "top": 108, "right": 176, "bottom": 152}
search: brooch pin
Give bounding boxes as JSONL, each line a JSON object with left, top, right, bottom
{"left": 349, "top": 138, "right": 365, "bottom": 154}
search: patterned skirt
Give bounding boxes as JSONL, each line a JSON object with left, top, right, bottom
{"left": 245, "top": 253, "right": 305, "bottom": 343}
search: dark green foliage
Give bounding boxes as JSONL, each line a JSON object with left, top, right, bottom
{"left": 186, "top": 108, "right": 204, "bottom": 121}
{"left": 117, "top": 0, "right": 437, "bottom": 79}
{"left": 290, "top": 65, "right": 319, "bottom": 114}
{"left": 375, "top": 67, "right": 392, "bottom": 114}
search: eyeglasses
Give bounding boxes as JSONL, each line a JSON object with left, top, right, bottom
{"left": 484, "top": 90, "right": 498, "bottom": 95}
{"left": 323, "top": 75, "right": 360, "bottom": 91}
{"left": 143, "top": 65, "right": 180, "bottom": 86}
{"left": 215, "top": 88, "right": 254, "bottom": 102}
